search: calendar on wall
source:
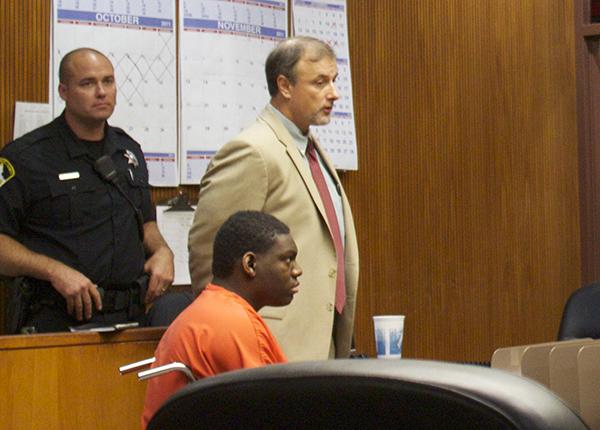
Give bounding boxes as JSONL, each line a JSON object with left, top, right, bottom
{"left": 52, "top": 0, "right": 179, "bottom": 186}
{"left": 179, "top": 0, "right": 288, "bottom": 185}
{"left": 292, "top": 0, "right": 358, "bottom": 170}
{"left": 51, "top": 0, "right": 357, "bottom": 186}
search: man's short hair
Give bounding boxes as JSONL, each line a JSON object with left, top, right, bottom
{"left": 212, "top": 211, "right": 290, "bottom": 278}
{"left": 265, "top": 36, "right": 336, "bottom": 97}
{"left": 58, "top": 47, "right": 111, "bottom": 84}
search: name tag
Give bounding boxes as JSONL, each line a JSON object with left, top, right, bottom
{"left": 58, "top": 172, "right": 80, "bottom": 181}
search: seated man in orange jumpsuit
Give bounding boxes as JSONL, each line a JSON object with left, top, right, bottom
{"left": 142, "top": 210, "right": 303, "bottom": 428}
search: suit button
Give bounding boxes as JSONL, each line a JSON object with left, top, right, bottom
{"left": 328, "top": 268, "right": 336, "bottom": 278}
{"left": 326, "top": 303, "right": 333, "bottom": 312}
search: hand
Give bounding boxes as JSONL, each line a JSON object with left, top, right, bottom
{"left": 48, "top": 263, "right": 102, "bottom": 321}
{"left": 143, "top": 246, "right": 174, "bottom": 304}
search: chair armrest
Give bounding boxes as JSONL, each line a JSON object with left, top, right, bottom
{"left": 138, "top": 362, "right": 197, "bottom": 382}
{"left": 119, "top": 357, "right": 156, "bottom": 375}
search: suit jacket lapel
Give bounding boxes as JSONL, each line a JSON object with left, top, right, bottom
{"left": 258, "top": 108, "right": 330, "bottom": 229}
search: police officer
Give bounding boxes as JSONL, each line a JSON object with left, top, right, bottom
{"left": 0, "top": 47, "right": 175, "bottom": 332}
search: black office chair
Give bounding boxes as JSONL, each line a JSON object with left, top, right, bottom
{"left": 557, "top": 282, "right": 600, "bottom": 340}
{"left": 147, "top": 359, "right": 588, "bottom": 430}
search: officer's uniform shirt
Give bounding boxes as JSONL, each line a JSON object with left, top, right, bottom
{"left": 0, "top": 112, "right": 155, "bottom": 287}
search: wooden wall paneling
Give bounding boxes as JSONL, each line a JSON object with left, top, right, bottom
{"left": 575, "top": 0, "right": 600, "bottom": 285}
{"left": 345, "top": 0, "right": 580, "bottom": 360}
{"left": 0, "top": 0, "right": 51, "bottom": 145}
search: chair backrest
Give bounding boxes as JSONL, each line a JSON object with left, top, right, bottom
{"left": 558, "top": 283, "right": 600, "bottom": 340}
{"left": 147, "top": 359, "right": 588, "bottom": 430}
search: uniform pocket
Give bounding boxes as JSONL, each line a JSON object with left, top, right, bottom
{"left": 47, "top": 178, "right": 107, "bottom": 226}
{"left": 46, "top": 180, "right": 75, "bottom": 227}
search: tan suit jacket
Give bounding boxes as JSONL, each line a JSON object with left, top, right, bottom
{"left": 188, "top": 107, "right": 359, "bottom": 361}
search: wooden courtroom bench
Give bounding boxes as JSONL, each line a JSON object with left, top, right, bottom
{"left": 0, "top": 327, "right": 165, "bottom": 430}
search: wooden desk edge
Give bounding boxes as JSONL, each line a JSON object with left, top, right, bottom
{"left": 0, "top": 326, "right": 166, "bottom": 350}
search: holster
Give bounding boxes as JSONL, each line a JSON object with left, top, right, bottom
{"left": 6, "top": 277, "right": 36, "bottom": 334}
{"left": 129, "top": 273, "right": 149, "bottom": 322}
{"left": 95, "top": 274, "right": 149, "bottom": 322}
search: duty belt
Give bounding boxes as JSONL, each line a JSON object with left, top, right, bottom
{"left": 26, "top": 278, "right": 143, "bottom": 314}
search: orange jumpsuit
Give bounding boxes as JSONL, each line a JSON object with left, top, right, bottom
{"left": 142, "top": 283, "right": 286, "bottom": 428}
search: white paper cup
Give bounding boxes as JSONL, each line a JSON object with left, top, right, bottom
{"left": 373, "top": 315, "right": 405, "bottom": 359}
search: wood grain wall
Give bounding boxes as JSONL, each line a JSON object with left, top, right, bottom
{"left": 346, "top": 0, "right": 580, "bottom": 361}
{"left": 0, "top": 1, "right": 50, "bottom": 140}
{"left": 0, "top": 1, "right": 581, "bottom": 362}
{"left": 575, "top": 1, "right": 600, "bottom": 286}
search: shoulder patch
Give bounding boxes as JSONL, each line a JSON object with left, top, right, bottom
{"left": 0, "top": 157, "right": 15, "bottom": 188}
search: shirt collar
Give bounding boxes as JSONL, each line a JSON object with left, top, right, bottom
{"left": 55, "top": 111, "right": 122, "bottom": 158}
{"left": 103, "top": 125, "right": 127, "bottom": 156}
{"left": 266, "top": 103, "right": 309, "bottom": 157}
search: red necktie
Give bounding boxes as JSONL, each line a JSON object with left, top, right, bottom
{"left": 306, "top": 139, "right": 346, "bottom": 313}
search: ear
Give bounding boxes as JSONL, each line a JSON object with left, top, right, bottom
{"left": 276, "top": 74, "right": 293, "bottom": 100}
{"left": 58, "top": 83, "right": 68, "bottom": 102}
{"left": 242, "top": 252, "right": 257, "bottom": 279}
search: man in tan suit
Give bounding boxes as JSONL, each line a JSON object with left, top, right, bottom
{"left": 188, "top": 36, "right": 359, "bottom": 361}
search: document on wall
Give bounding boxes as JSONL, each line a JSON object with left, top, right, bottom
{"left": 51, "top": 0, "right": 178, "bottom": 186}
{"left": 179, "top": 0, "right": 288, "bottom": 184}
{"left": 13, "top": 102, "right": 52, "bottom": 140}
{"left": 292, "top": 0, "right": 358, "bottom": 170}
{"left": 156, "top": 205, "right": 196, "bottom": 286}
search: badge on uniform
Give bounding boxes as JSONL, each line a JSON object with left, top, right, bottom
{"left": 124, "top": 150, "right": 139, "bottom": 168}
{"left": 0, "top": 157, "right": 15, "bottom": 188}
